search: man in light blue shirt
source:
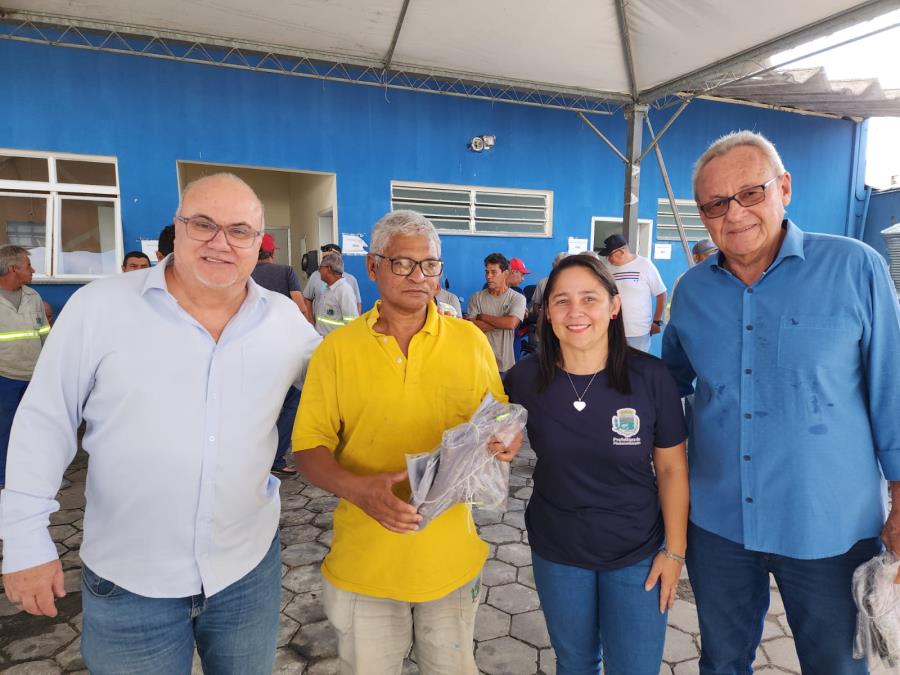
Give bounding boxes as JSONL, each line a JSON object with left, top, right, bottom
{"left": 663, "top": 131, "right": 900, "bottom": 674}
{"left": 0, "top": 173, "right": 321, "bottom": 674}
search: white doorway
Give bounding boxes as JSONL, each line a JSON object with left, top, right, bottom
{"left": 318, "top": 208, "right": 335, "bottom": 249}
{"left": 176, "top": 161, "right": 337, "bottom": 280}
{"left": 590, "top": 217, "right": 653, "bottom": 256}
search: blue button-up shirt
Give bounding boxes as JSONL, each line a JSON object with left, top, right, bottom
{"left": 0, "top": 258, "right": 321, "bottom": 596}
{"left": 663, "top": 221, "right": 900, "bottom": 559}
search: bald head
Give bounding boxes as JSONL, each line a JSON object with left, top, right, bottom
{"left": 176, "top": 173, "right": 265, "bottom": 230}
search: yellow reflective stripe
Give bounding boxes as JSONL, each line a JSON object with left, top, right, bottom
{"left": 37, "top": 324, "right": 51, "bottom": 335}
{"left": 317, "top": 316, "right": 348, "bottom": 327}
{"left": 0, "top": 329, "right": 42, "bottom": 341}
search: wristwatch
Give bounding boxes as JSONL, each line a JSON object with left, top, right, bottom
{"left": 653, "top": 319, "right": 663, "bottom": 327}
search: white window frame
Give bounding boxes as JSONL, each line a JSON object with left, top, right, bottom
{"left": 390, "top": 180, "right": 553, "bottom": 238}
{"left": 53, "top": 194, "right": 122, "bottom": 280}
{"left": 0, "top": 148, "right": 122, "bottom": 282}
{"left": 655, "top": 198, "right": 710, "bottom": 242}
{"left": 589, "top": 216, "right": 654, "bottom": 257}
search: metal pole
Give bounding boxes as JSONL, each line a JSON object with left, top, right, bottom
{"left": 623, "top": 104, "right": 648, "bottom": 250}
{"left": 638, "top": 97, "right": 691, "bottom": 163}
{"left": 645, "top": 116, "right": 693, "bottom": 265}
{"left": 577, "top": 112, "right": 627, "bottom": 163}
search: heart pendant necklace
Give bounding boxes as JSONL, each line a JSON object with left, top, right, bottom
{"left": 565, "top": 369, "right": 601, "bottom": 412}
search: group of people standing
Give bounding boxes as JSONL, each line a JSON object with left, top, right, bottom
{"left": 1, "top": 129, "right": 899, "bottom": 675}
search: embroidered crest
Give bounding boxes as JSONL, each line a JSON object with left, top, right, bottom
{"left": 611, "top": 408, "right": 640, "bottom": 438}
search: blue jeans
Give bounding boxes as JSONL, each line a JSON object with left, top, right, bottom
{"left": 687, "top": 522, "right": 879, "bottom": 674}
{"left": 81, "top": 533, "right": 281, "bottom": 674}
{"left": 0, "top": 375, "right": 29, "bottom": 486}
{"left": 272, "top": 386, "right": 301, "bottom": 470}
{"left": 625, "top": 333, "right": 651, "bottom": 352}
{"left": 531, "top": 549, "right": 667, "bottom": 675}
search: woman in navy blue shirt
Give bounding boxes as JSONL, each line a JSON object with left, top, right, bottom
{"left": 505, "top": 254, "right": 688, "bottom": 675}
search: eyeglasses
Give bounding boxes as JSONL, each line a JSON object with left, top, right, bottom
{"left": 697, "top": 176, "right": 780, "bottom": 219}
{"left": 372, "top": 253, "right": 444, "bottom": 277}
{"left": 176, "top": 215, "right": 262, "bottom": 248}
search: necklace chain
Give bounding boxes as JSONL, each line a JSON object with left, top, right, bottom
{"left": 565, "top": 369, "right": 601, "bottom": 402}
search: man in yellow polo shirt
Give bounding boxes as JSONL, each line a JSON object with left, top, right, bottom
{"left": 293, "top": 210, "right": 520, "bottom": 674}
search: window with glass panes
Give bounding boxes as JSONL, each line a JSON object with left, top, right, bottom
{"left": 0, "top": 150, "right": 122, "bottom": 279}
{"left": 391, "top": 181, "right": 552, "bottom": 237}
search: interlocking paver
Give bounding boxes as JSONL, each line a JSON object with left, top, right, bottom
{"left": 281, "top": 564, "right": 324, "bottom": 594}
{"left": 487, "top": 583, "right": 541, "bottom": 614}
{"left": 477, "top": 636, "right": 538, "bottom": 675}
{"left": 510, "top": 610, "right": 550, "bottom": 648}
{"left": 496, "top": 542, "right": 532, "bottom": 566}
{"left": 0, "top": 442, "right": 827, "bottom": 674}
{"left": 4, "top": 624, "right": 78, "bottom": 661}
{"left": 474, "top": 604, "right": 511, "bottom": 641}
{"left": 281, "top": 542, "right": 328, "bottom": 567}
{"left": 290, "top": 619, "right": 337, "bottom": 661}
{"left": 481, "top": 559, "right": 517, "bottom": 587}
{"left": 479, "top": 524, "right": 521, "bottom": 544}
{"left": 761, "top": 637, "right": 801, "bottom": 672}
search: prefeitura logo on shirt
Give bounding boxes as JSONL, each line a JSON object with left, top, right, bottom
{"left": 612, "top": 407, "right": 642, "bottom": 445}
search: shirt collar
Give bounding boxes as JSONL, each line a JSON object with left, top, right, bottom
{"left": 141, "top": 254, "right": 265, "bottom": 307}
{"left": 366, "top": 299, "right": 440, "bottom": 336}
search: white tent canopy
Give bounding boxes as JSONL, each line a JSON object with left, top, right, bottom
{"left": 3, "top": 0, "right": 897, "bottom": 253}
{"left": 3, "top": 0, "right": 899, "bottom": 105}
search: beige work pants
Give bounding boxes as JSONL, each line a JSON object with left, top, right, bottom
{"left": 322, "top": 575, "right": 482, "bottom": 675}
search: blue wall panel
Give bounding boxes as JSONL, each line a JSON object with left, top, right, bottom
{"left": 1, "top": 41, "right": 861, "bottom": 324}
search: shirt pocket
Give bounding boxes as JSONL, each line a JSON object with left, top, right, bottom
{"left": 776, "top": 314, "right": 861, "bottom": 373}
{"left": 439, "top": 384, "right": 479, "bottom": 428}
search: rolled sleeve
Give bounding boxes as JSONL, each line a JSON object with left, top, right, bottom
{"left": 861, "top": 252, "right": 900, "bottom": 479}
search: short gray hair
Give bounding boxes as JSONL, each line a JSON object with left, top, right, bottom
{"left": 692, "top": 130, "right": 786, "bottom": 199}
{"left": 370, "top": 210, "right": 441, "bottom": 257}
{"left": 175, "top": 172, "right": 266, "bottom": 229}
{"left": 319, "top": 253, "right": 344, "bottom": 275}
{"left": 552, "top": 252, "right": 569, "bottom": 268}
{"left": 0, "top": 245, "right": 29, "bottom": 276}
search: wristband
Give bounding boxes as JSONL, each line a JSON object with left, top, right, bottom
{"left": 662, "top": 549, "right": 685, "bottom": 563}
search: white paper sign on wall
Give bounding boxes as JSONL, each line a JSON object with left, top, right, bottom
{"left": 654, "top": 243, "right": 672, "bottom": 260}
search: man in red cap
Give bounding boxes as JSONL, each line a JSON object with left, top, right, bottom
{"left": 252, "top": 233, "right": 313, "bottom": 476}
{"left": 507, "top": 257, "right": 530, "bottom": 294}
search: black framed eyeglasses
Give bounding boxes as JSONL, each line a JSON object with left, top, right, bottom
{"left": 176, "top": 215, "right": 262, "bottom": 249}
{"left": 697, "top": 176, "right": 780, "bottom": 219}
{"left": 372, "top": 253, "right": 443, "bottom": 277}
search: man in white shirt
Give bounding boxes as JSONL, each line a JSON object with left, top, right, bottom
{"left": 313, "top": 253, "right": 359, "bottom": 336}
{"left": 303, "top": 243, "right": 363, "bottom": 314}
{"left": 0, "top": 173, "right": 321, "bottom": 674}
{"left": 598, "top": 234, "right": 666, "bottom": 352}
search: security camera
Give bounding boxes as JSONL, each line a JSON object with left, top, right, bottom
{"left": 468, "top": 136, "right": 485, "bottom": 152}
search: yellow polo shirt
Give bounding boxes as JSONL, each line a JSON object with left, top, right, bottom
{"left": 293, "top": 300, "right": 506, "bottom": 602}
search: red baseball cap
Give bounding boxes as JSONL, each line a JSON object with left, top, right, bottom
{"left": 261, "top": 233, "right": 277, "bottom": 253}
{"left": 509, "top": 257, "right": 531, "bottom": 274}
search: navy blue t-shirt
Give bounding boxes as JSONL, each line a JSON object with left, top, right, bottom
{"left": 505, "top": 353, "right": 687, "bottom": 571}
{"left": 251, "top": 262, "right": 301, "bottom": 298}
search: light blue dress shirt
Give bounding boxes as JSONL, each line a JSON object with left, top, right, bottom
{"left": 0, "top": 258, "right": 321, "bottom": 596}
{"left": 663, "top": 221, "right": 900, "bottom": 559}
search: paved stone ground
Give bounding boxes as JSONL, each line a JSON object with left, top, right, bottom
{"left": 0, "top": 445, "right": 891, "bottom": 674}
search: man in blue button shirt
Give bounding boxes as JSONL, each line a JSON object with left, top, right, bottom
{"left": 663, "top": 130, "right": 900, "bottom": 674}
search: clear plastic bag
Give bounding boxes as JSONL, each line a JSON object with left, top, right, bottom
{"left": 852, "top": 550, "right": 900, "bottom": 669}
{"left": 406, "top": 393, "right": 527, "bottom": 529}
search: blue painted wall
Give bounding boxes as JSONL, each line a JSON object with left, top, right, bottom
{"left": 2, "top": 40, "right": 863, "bottom": 326}
{"left": 863, "top": 188, "right": 900, "bottom": 262}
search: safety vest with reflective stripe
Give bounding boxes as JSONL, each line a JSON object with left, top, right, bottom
{"left": 313, "top": 278, "right": 358, "bottom": 337}
{"left": 0, "top": 285, "right": 49, "bottom": 380}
